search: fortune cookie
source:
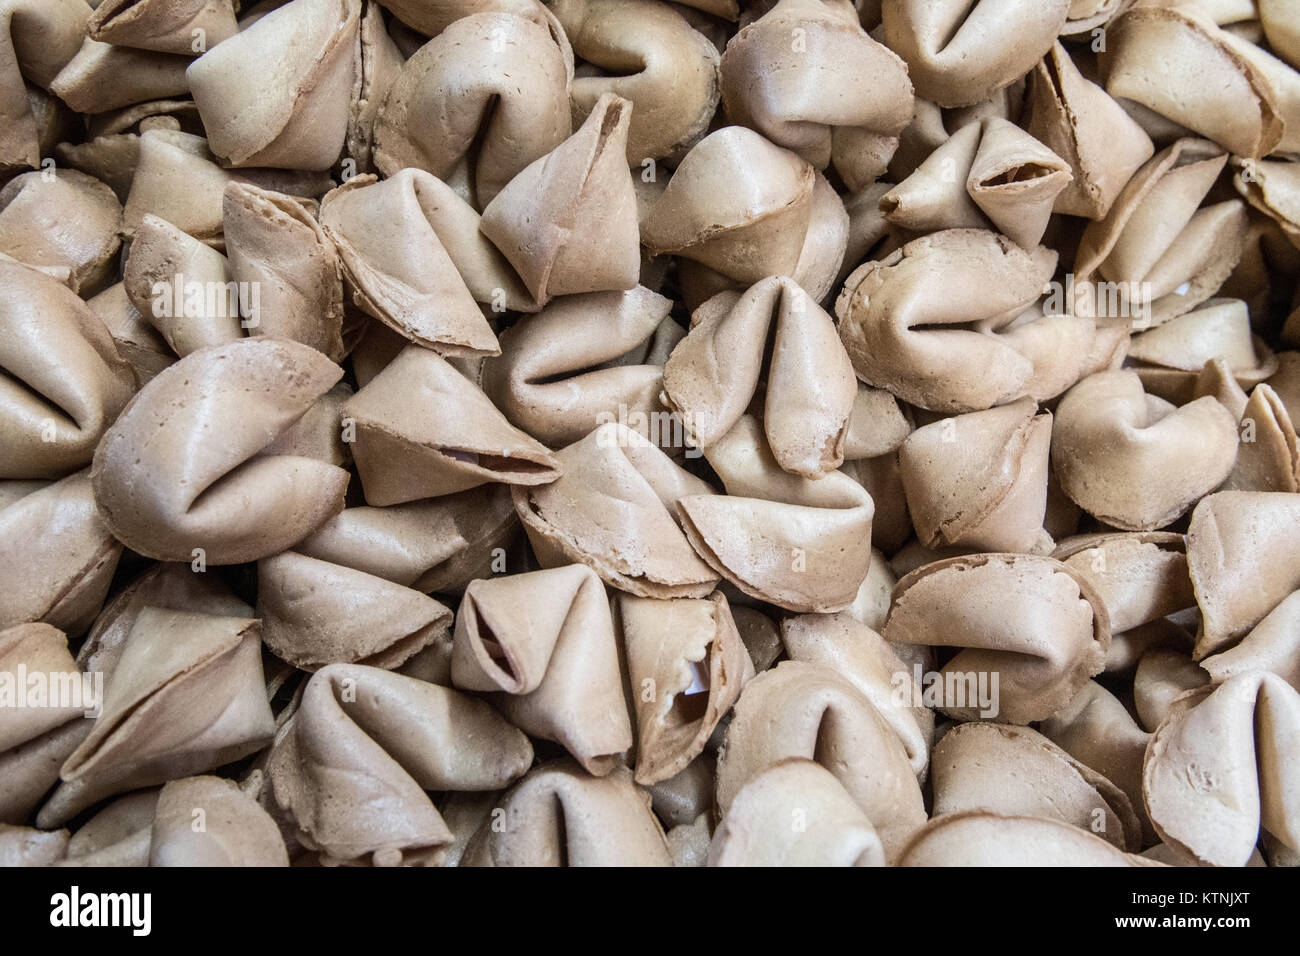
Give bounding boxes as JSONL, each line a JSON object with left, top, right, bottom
{"left": 267, "top": 663, "right": 533, "bottom": 866}
{"left": 371, "top": 11, "right": 572, "bottom": 209}
{"left": 883, "top": 553, "right": 1110, "bottom": 724}
{"left": 551, "top": 0, "right": 719, "bottom": 163}
{"left": 715, "top": 660, "right": 927, "bottom": 859}
{"left": 450, "top": 564, "right": 633, "bottom": 775}
{"left": 461, "top": 760, "right": 672, "bottom": 867}
{"left": 1051, "top": 370, "right": 1239, "bottom": 531}
{"left": 513, "top": 422, "right": 721, "bottom": 599}
{"left": 721, "top": 0, "right": 912, "bottom": 190}
{"left": 91, "top": 338, "right": 351, "bottom": 564}
{"left": 1144, "top": 671, "right": 1300, "bottom": 867}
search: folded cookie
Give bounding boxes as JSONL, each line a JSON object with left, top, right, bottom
{"left": 846, "top": 451, "right": 915, "bottom": 554}
{"left": 715, "top": 660, "right": 926, "bottom": 859}
{"left": 1144, "top": 671, "right": 1300, "bottom": 867}
{"left": 1211, "top": 386, "right": 1297, "bottom": 492}
{"left": 513, "top": 422, "right": 720, "bottom": 599}
{"left": 257, "top": 552, "right": 453, "bottom": 672}
{"left": 295, "top": 484, "right": 519, "bottom": 594}
{"left": 123, "top": 214, "right": 244, "bottom": 357}
{"left": 0, "top": 0, "right": 90, "bottom": 170}
{"left": 1261, "top": 0, "right": 1300, "bottom": 69}
{"left": 91, "top": 338, "right": 351, "bottom": 564}
{"left": 930, "top": 722, "right": 1141, "bottom": 851}
{"left": 57, "top": 789, "right": 158, "bottom": 868}
{"left": 1, "top": 262, "right": 135, "bottom": 479}
{"left": 1074, "top": 138, "right": 1248, "bottom": 327}
{"left": 372, "top": 11, "right": 572, "bottom": 208}
{"left": 1134, "top": 648, "right": 1210, "bottom": 733}
{"left": 0, "top": 169, "right": 121, "bottom": 296}
{"left": 670, "top": 171, "right": 849, "bottom": 311}
{"left": 37, "top": 608, "right": 275, "bottom": 828}
{"left": 836, "top": 229, "right": 1057, "bottom": 412}
{"left": 1193, "top": 355, "right": 1251, "bottom": 420}
{"left": 320, "top": 170, "right": 519, "bottom": 356}
{"left": 0, "top": 825, "right": 70, "bottom": 867}
{"left": 76, "top": 562, "right": 251, "bottom": 681}
{"left": 881, "top": 117, "right": 1072, "bottom": 248}
{"left": 267, "top": 663, "right": 533, "bottom": 866}
{"left": 0, "top": 623, "right": 89, "bottom": 825}
{"left": 899, "top": 399, "right": 1054, "bottom": 554}
{"left": 620, "top": 590, "right": 751, "bottom": 785}
{"left": 223, "top": 182, "right": 346, "bottom": 362}
{"left": 721, "top": 0, "right": 912, "bottom": 190}
{"left": 551, "top": 0, "right": 719, "bottom": 163}
{"left": 51, "top": 38, "right": 191, "bottom": 114}
{"left": 677, "top": 416, "right": 876, "bottom": 612}
{"left": 342, "top": 344, "right": 560, "bottom": 505}
{"left": 1235, "top": 158, "right": 1300, "bottom": 249}
{"left": 1128, "top": 299, "right": 1277, "bottom": 404}
{"left": 1186, "top": 491, "right": 1300, "bottom": 657}
{"left": 709, "top": 759, "right": 886, "bottom": 867}
{"left": 843, "top": 383, "right": 913, "bottom": 461}
{"left": 187, "top": 0, "right": 361, "bottom": 169}
{"left": 662, "top": 277, "right": 856, "bottom": 479}
{"left": 461, "top": 760, "right": 672, "bottom": 867}
{"left": 883, "top": 553, "right": 1110, "bottom": 723}
{"left": 57, "top": 99, "right": 202, "bottom": 202}
{"left": 122, "top": 128, "right": 334, "bottom": 245}
{"left": 0, "top": 473, "right": 122, "bottom": 635}
{"left": 344, "top": 0, "right": 404, "bottom": 176}
{"left": 1201, "top": 590, "right": 1300, "bottom": 689}
{"left": 1053, "top": 532, "right": 1196, "bottom": 634}
{"left": 480, "top": 92, "right": 640, "bottom": 303}
{"left": 779, "top": 612, "right": 934, "bottom": 780}
{"left": 482, "top": 286, "right": 677, "bottom": 448}
{"left": 88, "top": 0, "right": 238, "bottom": 55}
{"left": 1050, "top": 370, "right": 1239, "bottom": 531}
{"left": 1040, "top": 680, "right": 1155, "bottom": 844}
{"left": 896, "top": 811, "right": 1157, "bottom": 866}
{"left": 1103, "top": 6, "right": 1283, "bottom": 160}
{"left": 641, "top": 126, "right": 816, "bottom": 284}
{"left": 450, "top": 564, "right": 633, "bottom": 775}
{"left": 1024, "top": 41, "right": 1154, "bottom": 220}
{"left": 149, "top": 775, "right": 288, "bottom": 867}
{"left": 881, "top": 0, "right": 1071, "bottom": 108}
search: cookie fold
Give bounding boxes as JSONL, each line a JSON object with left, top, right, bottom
{"left": 91, "top": 338, "right": 351, "bottom": 564}
{"left": 186, "top": 0, "right": 361, "bottom": 169}
{"left": 513, "top": 423, "right": 720, "bottom": 599}
{"left": 451, "top": 564, "right": 633, "bottom": 776}
{"left": 267, "top": 663, "right": 533, "bottom": 866}
{"left": 342, "top": 344, "right": 560, "bottom": 505}
{"left": 882, "top": 553, "right": 1110, "bottom": 724}
{"left": 663, "top": 277, "right": 856, "bottom": 479}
